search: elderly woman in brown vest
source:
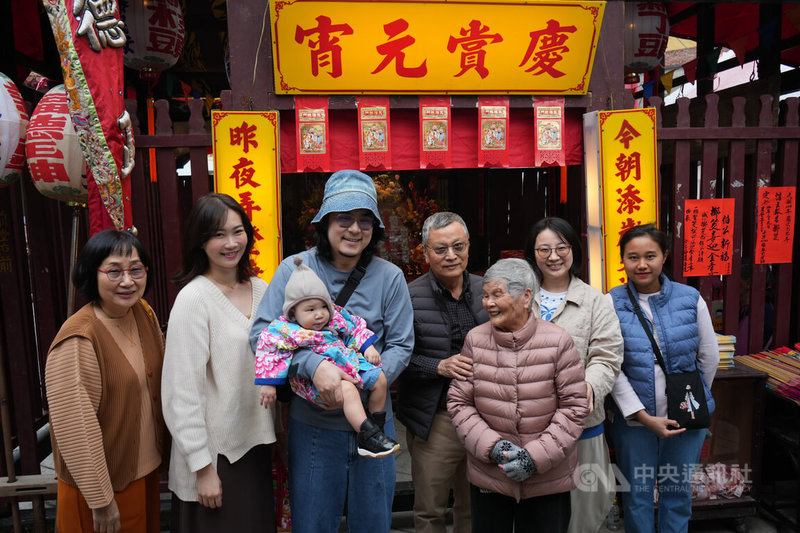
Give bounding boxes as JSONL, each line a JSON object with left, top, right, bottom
{"left": 46, "top": 230, "right": 166, "bottom": 533}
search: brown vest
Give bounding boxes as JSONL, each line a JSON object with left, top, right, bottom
{"left": 48, "top": 300, "right": 165, "bottom": 492}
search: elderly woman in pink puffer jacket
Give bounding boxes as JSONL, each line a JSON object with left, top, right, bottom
{"left": 448, "top": 258, "right": 589, "bottom": 533}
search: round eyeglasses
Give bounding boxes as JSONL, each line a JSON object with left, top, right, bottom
{"left": 335, "top": 213, "right": 375, "bottom": 230}
{"left": 97, "top": 266, "right": 148, "bottom": 282}
{"left": 427, "top": 242, "right": 468, "bottom": 256}
{"left": 534, "top": 245, "right": 571, "bottom": 259}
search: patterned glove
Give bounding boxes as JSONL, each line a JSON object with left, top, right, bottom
{"left": 500, "top": 448, "right": 537, "bottom": 482}
{"left": 489, "top": 440, "right": 523, "bottom": 465}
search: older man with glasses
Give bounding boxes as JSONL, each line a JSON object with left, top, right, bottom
{"left": 398, "top": 212, "right": 488, "bottom": 533}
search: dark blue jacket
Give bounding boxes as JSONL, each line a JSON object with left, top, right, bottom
{"left": 398, "top": 271, "right": 487, "bottom": 440}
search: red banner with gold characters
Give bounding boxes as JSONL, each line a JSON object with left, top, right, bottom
{"left": 419, "top": 96, "right": 451, "bottom": 169}
{"left": 357, "top": 96, "right": 391, "bottom": 170}
{"left": 212, "top": 111, "right": 282, "bottom": 281}
{"left": 295, "top": 95, "right": 330, "bottom": 172}
{"left": 756, "top": 187, "right": 796, "bottom": 264}
{"left": 683, "top": 199, "right": 735, "bottom": 277}
{"left": 534, "top": 96, "right": 565, "bottom": 168}
{"left": 478, "top": 96, "right": 509, "bottom": 168}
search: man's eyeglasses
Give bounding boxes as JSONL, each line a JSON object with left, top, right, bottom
{"left": 335, "top": 213, "right": 375, "bottom": 230}
{"left": 427, "top": 242, "right": 468, "bottom": 256}
{"left": 97, "top": 266, "right": 148, "bottom": 282}
{"left": 534, "top": 245, "right": 571, "bottom": 259}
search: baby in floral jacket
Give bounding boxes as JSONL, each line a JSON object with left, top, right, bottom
{"left": 254, "top": 257, "right": 399, "bottom": 458}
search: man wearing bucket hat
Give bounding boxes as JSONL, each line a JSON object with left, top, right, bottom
{"left": 251, "top": 170, "right": 414, "bottom": 533}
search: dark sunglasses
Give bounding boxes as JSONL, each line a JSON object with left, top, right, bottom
{"left": 335, "top": 213, "right": 375, "bottom": 230}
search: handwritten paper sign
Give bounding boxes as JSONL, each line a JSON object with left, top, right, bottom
{"left": 756, "top": 186, "right": 796, "bottom": 264}
{"left": 212, "top": 111, "right": 282, "bottom": 281}
{"left": 683, "top": 198, "right": 735, "bottom": 277}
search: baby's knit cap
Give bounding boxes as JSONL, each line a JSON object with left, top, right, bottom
{"left": 282, "top": 256, "right": 334, "bottom": 318}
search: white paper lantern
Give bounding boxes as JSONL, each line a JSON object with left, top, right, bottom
{"left": 121, "top": 0, "right": 185, "bottom": 75}
{"left": 26, "top": 85, "right": 88, "bottom": 203}
{"left": 0, "top": 73, "right": 30, "bottom": 187}
{"left": 624, "top": 2, "right": 670, "bottom": 75}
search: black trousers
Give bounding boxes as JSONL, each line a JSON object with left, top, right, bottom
{"left": 170, "top": 444, "right": 275, "bottom": 533}
{"left": 470, "top": 484, "right": 571, "bottom": 533}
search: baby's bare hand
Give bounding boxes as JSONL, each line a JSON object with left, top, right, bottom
{"left": 259, "top": 385, "right": 276, "bottom": 408}
{"left": 364, "top": 345, "right": 382, "bottom": 365}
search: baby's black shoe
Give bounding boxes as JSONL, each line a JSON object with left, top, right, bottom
{"left": 357, "top": 418, "right": 400, "bottom": 458}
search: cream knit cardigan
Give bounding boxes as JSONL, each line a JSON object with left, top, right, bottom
{"left": 162, "top": 275, "right": 276, "bottom": 502}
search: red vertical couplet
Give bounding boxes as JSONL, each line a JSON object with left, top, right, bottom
{"left": 755, "top": 187, "right": 796, "bottom": 264}
{"left": 419, "top": 96, "right": 451, "bottom": 169}
{"left": 477, "top": 96, "right": 509, "bottom": 168}
{"left": 683, "top": 198, "right": 735, "bottom": 277}
{"left": 356, "top": 96, "right": 391, "bottom": 171}
{"left": 295, "top": 96, "right": 330, "bottom": 173}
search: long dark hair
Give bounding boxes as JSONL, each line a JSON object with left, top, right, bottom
{"left": 73, "top": 230, "right": 153, "bottom": 301}
{"left": 523, "top": 217, "right": 583, "bottom": 282}
{"left": 174, "top": 193, "right": 256, "bottom": 288}
{"left": 313, "top": 213, "right": 385, "bottom": 265}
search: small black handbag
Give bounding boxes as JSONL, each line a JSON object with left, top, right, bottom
{"left": 626, "top": 287, "right": 711, "bottom": 430}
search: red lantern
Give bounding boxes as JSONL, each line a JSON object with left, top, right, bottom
{"left": 624, "top": 2, "right": 670, "bottom": 82}
{"left": 0, "top": 73, "right": 29, "bottom": 187}
{"left": 121, "top": 0, "right": 185, "bottom": 76}
{"left": 25, "top": 85, "right": 88, "bottom": 203}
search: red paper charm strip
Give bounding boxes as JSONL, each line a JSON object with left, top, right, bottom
{"left": 295, "top": 96, "right": 330, "bottom": 173}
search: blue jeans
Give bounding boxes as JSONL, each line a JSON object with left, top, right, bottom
{"left": 611, "top": 412, "right": 706, "bottom": 533}
{"left": 288, "top": 416, "right": 397, "bottom": 533}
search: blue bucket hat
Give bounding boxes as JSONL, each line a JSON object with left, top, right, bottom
{"left": 311, "top": 170, "right": 385, "bottom": 229}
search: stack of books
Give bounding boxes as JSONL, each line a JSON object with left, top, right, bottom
{"left": 717, "top": 333, "right": 736, "bottom": 369}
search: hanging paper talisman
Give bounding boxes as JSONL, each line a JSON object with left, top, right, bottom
{"left": 419, "top": 97, "right": 451, "bottom": 169}
{"left": 357, "top": 97, "right": 391, "bottom": 170}
{"left": 478, "top": 97, "right": 509, "bottom": 168}
{"left": 534, "top": 97, "right": 565, "bottom": 168}
{"left": 295, "top": 96, "right": 330, "bottom": 173}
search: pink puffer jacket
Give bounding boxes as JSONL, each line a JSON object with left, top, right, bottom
{"left": 448, "top": 312, "right": 588, "bottom": 501}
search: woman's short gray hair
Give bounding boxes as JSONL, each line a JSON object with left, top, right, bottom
{"left": 421, "top": 212, "right": 469, "bottom": 246}
{"left": 483, "top": 258, "right": 538, "bottom": 298}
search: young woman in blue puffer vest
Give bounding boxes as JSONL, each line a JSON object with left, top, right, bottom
{"left": 607, "top": 224, "right": 719, "bottom": 533}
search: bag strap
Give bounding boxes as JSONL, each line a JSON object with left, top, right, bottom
{"left": 334, "top": 257, "right": 370, "bottom": 307}
{"left": 625, "top": 286, "right": 667, "bottom": 373}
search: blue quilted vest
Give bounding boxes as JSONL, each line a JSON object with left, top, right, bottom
{"left": 609, "top": 275, "right": 715, "bottom": 416}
